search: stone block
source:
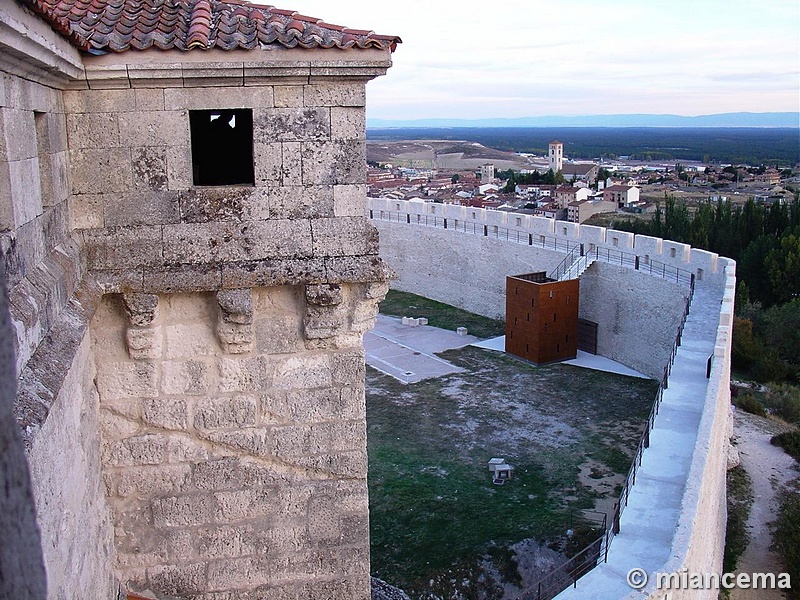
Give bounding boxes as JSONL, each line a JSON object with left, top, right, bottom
{"left": 253, "top": 142, "right": 282, "bottom": 185}
{"left": 143, "top": 397, "right": 190, "bottom": 429}
{"left": 99, "top": 407, "right": 140, "bottom": 439}
{"left": 253, "top": 107, "right": 330, "bottom": 143}
{"left": 115, "top": 464, "right": 192, "bottom": 497}
{"left": 194, "top": 458, "right": 269, "bottom": 493}
{"left": 63, "top": 89, "right": 136, "bottom": 114}
{"left": 281, "top": 141, "right": 303, "bottom": 185}
{"left": 272, "top": 354, "right": 331, "bottom": 389}
{"left": 333, "top": 184, "right": 367, "bottom": 217}
{"left": 254, "top": 315, "right": 303, "bottom": 354}
{"left": 161, "top": 360, "right": 210, "bottom": 396}
{"left": 293, "top": 451, "right": 367, "bottom": 478}
{"left": 165, "top": 435, "right": 209, "bottom": 463}
{"left": 6, "top": 158, "right": 43, "bottom": 227}
{"left": 104, "top": 191, "right": 180, "bottom": 227}
{"left": 221, "top": 257, "right": 327, "bottom": 289}
{"left": 65, "top": 112, "right": 119, "bottom": 149}
{"left": 70, "top": 147, "right": 132, "bottom": 194}
{"left": 166, "top": 146, "right": 193, "bottom": 191}
{"left": 134, "top": 88, "right": 165, "bottom": 111}
{"left": 118, "top": 110, "right": 189, "bottom": 147}
{"left": 96, "top": 360, "right": 159, "bottom": 399}
{"left": 0, "top": 107, "right": 37, "bottom": 161}
{"left": 305, "top": 283, "right": 342, "bottom": 307}
{"left": 165, "top": 323, "right": 218, "bottom": 358}
{"left": 105, "top": 433, "right": 169, "bottom": 467}
{"left": 164, "top": 86, "right": 272, "bottom": 110}
{"left": 126, "top": 63, "right": 183, "bottom": 88}
{"left": 274, "top": 85, "right": 304, "bottom": 107}
{"left": 83, "top": 225, "right": 163, "bottom": 270}
{"left": 304, "top": 83, "right": 365, "bottom": 107}
{"left": 218, "top": 355, "right": 273, "bottom": 392}
{"left": 162, "top": 220, "right": 313, "bottom": 264}
{"left": 216, "top": 321, "right": 254, "bottom": 354}
{"left": 280, "top": 388, "right": 362, "bottom": 423}
{"left": 330, "top": 107, "right": 365, "bottom": 140}
{"left": 206, "top": 556, "right": 271, "bottom": 591}
{"left": 147, "top": 562, "right": 207, "bottom": 596}
{"left": 122, "top": 292, "right": 159, "bottom": 326}
{"left": 126, "top": 326, "right": 163, "bottom": 360}
{"left": 68, "top": 193, "right": 104, "bottom": 229}
{"left": 207, "top": 428, "right": 270, "bottom": 457}
{"left": 311, "top": 217, "right": 378, "bottom": 257}
{"left": 178, "top": 188, "right": 270, "bottom": 223}
{"left": 217, "top": 288, "right": 253, "bottom": 324}
{"left": 303, "top": 304, "right": 346, "bottom": 340}
{"left": 152, "top": 494, "right": 215, "bottom": 528}
{"left": 330, "top": 350, "right": 365, "bottom": 385}
{"left": 194, "top": 395, "right": 258, "bottom": 430}
{"left": 301, "top": 140, "right": 365, "bottom": 186}
{"left": 198, "top": 526, "right": 244, "bottom": 559}
{"left": 132, "top": 146, "right": 169, "bottom": 191}
{"left": 143, "top": 264, "right": 223, "bottom": 294}
{"left": 42, "top": 151, "right": 70, "bottom": 208}
{"left": 267, "top": 185, "right": 334, "bottom": 219}
{"left": 323, "top": 255, "right": 391, "bottom": 285}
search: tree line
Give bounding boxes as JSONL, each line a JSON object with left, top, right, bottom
{"left": 614, "top": 196, "right": 800, "bottom": 383}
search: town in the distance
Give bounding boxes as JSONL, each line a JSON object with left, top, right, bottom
{"left": 367, "top": 139, "right": 797, "bottom": 226}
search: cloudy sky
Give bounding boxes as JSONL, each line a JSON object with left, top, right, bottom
{"left": 285, "top": 0, "right": 799, "bottom": 122}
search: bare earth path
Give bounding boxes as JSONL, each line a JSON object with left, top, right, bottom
{"left": 730, "top": 410, "right": 797, "bottom": 600}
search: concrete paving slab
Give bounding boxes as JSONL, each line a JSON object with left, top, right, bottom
{"left": 472, "top": 336, "right": 649, "bottom": 379}
{"left": 364, "top": 315, "right": 480, "bottom": 384}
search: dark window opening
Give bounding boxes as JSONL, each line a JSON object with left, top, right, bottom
{"left": 190, "top": 109, "right": 254, "bottom": 186}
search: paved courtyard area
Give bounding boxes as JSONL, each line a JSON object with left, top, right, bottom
{"left": 365, "top": 314, "right": 647, "bottom": 384}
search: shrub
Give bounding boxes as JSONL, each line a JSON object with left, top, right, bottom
{"left": 723, "top": 465, "right": 753, "bottom": 574}
{"left": 771, "top": 431, "right": 800, "bottom": 461}
{"left": 764, "top": 384, "right": 800, "bottom": 424}
{"left": 734, "top": 393, "right": 766, "bottom": 417}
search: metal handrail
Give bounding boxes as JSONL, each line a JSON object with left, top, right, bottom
{"left": 521, "top": 273, "right": 695, "bottom": 599}
{"left": 370, "top": 210, "right": 695, "bottom": 288}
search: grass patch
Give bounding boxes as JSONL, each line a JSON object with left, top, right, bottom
{"left": 723, "top": 465, "right": 754, "bottom": 575}
{"left": 773, "top": 479, "right": 800, "bottom": 600}
{"left": 733, "top": 393, "right": 767, "bottom": 417}
{"left": 379, "top": 289, "right": 505, "bottom": 339}
{"left": 367, "top": 345, "right": 658, "bottom": 596}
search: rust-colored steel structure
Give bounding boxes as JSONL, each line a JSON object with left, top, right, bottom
{"left": 505, "top": 272, "right": 579, "bottom": 364}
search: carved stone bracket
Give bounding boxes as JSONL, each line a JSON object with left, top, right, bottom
{"left": 303, "top": 283, "right": 345, "bottom": 341}
{"left": 122, "top": 293, "right": 161, "bottom": 360}
{"left": 216, "top": 288, "right": 254, "bottom": 354}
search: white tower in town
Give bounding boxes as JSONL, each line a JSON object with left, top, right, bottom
{"left": 548, "top": 140, "right": 563, "bottom": 173}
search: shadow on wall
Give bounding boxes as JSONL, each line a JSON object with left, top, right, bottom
{"left": 0, "top": 258, "right": 48, "bottom": 599}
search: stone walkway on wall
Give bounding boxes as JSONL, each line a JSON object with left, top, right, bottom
{"left": 555, "top": 283, "right": 724, "bottom": 599}
{"left": 730, "top": 411, "right": 797, "bottom": 600}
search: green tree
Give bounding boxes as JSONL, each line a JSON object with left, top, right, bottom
{"left": 766, "top": 229, "right": 800, "bottom": 303}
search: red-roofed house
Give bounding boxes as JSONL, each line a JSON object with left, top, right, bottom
{"left": 603, "top": 184, "right": 640, "bottom": 208}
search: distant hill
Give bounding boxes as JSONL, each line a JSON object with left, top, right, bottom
{"left": 368, "top": 113, "right": 799, "bottom": 129}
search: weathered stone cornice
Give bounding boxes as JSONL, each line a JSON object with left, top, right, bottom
{"left": 69, "top": 47, "right": 393, "bottom": 90}
{"left": 0, "top": 0, "right": 84, "bottom": 87}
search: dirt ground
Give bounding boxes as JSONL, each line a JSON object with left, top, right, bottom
{"left": 730, "top": 410, "right": 798, "bottom": 600}
{"left": 367, "top": 345, "right": 657, "bottom": 599}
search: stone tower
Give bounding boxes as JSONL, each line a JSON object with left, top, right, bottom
{"left": 548, "top": 140, "right": 563, "bottom": 173}
{"left": 1, "top": 0, "right": 400, "bottom": 598}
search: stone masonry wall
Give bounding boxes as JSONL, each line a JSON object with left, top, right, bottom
{"left": 62, "top": 59, "right": 393, "bottom": 598}
{"left": 374, "top": 219, "right": 565, "bottom": 320}
{"left": 92, "top": 282, "right": 383, "bottom": 598}
{"left": 578, "top": 262, "right": 689, "bottom": 380}
{"left": 66, "top": 81, "right": 382, "bottom": 292}
{"left": 1, "top": 31, "right": 119, "bottom": 598}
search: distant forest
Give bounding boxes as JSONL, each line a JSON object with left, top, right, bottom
{"left": 366, "top": 127, "right": 800, "bottom": 166}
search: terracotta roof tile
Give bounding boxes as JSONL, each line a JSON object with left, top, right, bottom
{"left": 20, "top": 0, "right": 401, "bottom": 53}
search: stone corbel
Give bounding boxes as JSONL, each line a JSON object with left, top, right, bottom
{"left": 216, "top": 288, "right": 254, "bottom": 354}
{"left": 303, "top": 283, "right": 345, "bottom": 340}
{"left": 122, "top": 293, "right": 162, "bottom": 360}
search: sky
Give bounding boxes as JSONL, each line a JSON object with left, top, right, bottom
{"left": 283, "top": 0, "right": 800, "bottom": 122}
